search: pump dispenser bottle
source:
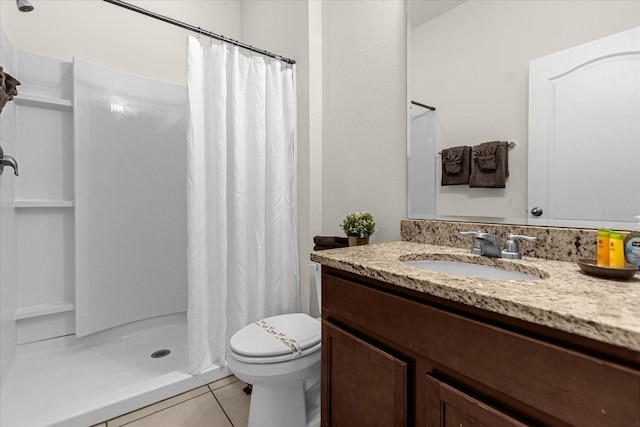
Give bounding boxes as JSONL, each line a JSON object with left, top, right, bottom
{"left": 624, "top": 216, "right": 640, "bottom": 268}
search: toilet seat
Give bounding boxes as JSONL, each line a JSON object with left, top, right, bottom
{"left": 229, "top": 313, "right": 321, "bottom": 364}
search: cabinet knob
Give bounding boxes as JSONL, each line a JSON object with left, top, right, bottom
{"left": 530, "top": 207, "right": 543, "bottom": 217}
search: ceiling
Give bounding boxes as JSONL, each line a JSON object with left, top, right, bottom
{"left": 407, "top": 0, "right": 466, "bottom": 29}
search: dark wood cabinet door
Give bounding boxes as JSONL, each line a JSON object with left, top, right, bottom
{"left": 322, "top": 321, "right": 408, "bottom": 427}
{"left": 426, "top": 375, "right": 529, "bottom": 427}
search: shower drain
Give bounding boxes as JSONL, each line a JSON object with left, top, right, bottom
{"left": 150, "top": 349, "right": 171, "bottom": 359}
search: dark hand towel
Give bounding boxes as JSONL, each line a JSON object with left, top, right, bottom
{"left": 0, "top": 67, "right": 20, "bottom": 114}
{"left": 313, "top": 236, "right": 348, "bottom": 250}
{"left": 314, "top": 245, "right": 342, "bottom": 251}
{"left": 469, "top": 141, "right": 509, "bottom": 188}
{"left": 441, "top": 145, "right": 471, "bottom": 186}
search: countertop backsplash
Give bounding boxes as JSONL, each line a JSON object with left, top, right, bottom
{"left": 401, "top": 219, "right": 598, "bottom": 262}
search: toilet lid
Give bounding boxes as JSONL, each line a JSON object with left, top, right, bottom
{"left": 230, "top": 313, "right": 321, "bottom": 358}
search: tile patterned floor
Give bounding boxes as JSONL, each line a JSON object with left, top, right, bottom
{"left": 91, "top": 375, "right": 250, "bottom": 427}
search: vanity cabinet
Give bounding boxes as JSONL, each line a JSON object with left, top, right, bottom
{"left": 322, "top": 322, "right": 408, "bottom": 426}
{"left": 320, "top": 267, "right": 640, "bottom": 427}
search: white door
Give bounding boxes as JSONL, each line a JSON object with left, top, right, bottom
{"left": 528, "top": 27, "right": 640, "bottom": 229}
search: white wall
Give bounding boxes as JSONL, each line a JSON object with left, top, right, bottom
{"left": 322, "top": 0, "right": 407, "bottom": 243}
{"left": 411, "top": 0, "right": 640, "bottom": 223}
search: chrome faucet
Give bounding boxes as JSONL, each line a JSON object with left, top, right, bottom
{"left": 0, "top": 145, "right": 19, "bottom": 176}
{"left": 460, "top": 230, "right": 502, "bottom": 258}
{"left": 460, "top": 230, "right": 536, "bottom": 259}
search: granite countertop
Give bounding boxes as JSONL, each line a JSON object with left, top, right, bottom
{"left": 310, "top": 241, "right": 640, "bottom": 352}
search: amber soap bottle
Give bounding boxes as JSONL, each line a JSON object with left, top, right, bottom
{"left": 596, "top": 228, "right": 610, "bottom": 267}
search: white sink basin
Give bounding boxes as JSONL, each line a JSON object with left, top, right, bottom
{"left": 404, "top": 260, "right": 540, "bottom": 281}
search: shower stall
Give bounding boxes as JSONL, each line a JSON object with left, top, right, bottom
{"left": 0, "top": 28, "right": 228, "bottom": 427}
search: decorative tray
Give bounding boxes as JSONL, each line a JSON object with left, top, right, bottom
{"left": 576, "top": 259, "right": 639, "bottom": 280}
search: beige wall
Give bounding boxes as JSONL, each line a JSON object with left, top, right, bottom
{"left": 0, "top": 1, "right": 242, "bottom": 85}
{"left": 322, "top": 0, "right": 407, "bottom": 243}
{"left": 411, "top": 0, "right": 640, "bottom": 223}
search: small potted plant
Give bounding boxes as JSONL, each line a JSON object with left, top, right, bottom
{"left": 340, "top": 212, "right": 376, "bottom": 246}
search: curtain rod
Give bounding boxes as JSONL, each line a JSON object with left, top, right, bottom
{"left": 411, "top": 100, "right": 436, "bottom": 111}
{"left": 102, "top": 0, "right": 296, "bottom": 65}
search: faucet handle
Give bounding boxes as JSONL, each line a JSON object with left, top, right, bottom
{"left": 506, "top": 233, "right": 537, "bottom": 243}
{"left": 502, "top": 234, "right": 537, "bottom": 259}
{"left": 459, "top": 231, "right": 482, "bottom": 255}
{"left": 459, "top": 231, "right": 481, "bottom": 237}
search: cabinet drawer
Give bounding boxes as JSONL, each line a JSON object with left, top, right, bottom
{"left": 426, "top": 375, "right": 530, "bottom": 427}
{"left": 323, "top": 272, "right": 640, "bottom": 426}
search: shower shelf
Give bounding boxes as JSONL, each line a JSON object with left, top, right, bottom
{"left": 14, "top": 93, "right": 73, "bottom": 110}
{"left": 14, "top": 200, "right": 74, "bottom": 208}
{"left": 15, "top": 301, "right": 74, "bottom": 320}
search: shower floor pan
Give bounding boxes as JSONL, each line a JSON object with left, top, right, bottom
{"left": 0, "top": 312, "right": 228, "bottom": 427}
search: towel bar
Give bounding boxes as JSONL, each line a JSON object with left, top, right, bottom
{"left": 438, "top": 140, "right": 516, "bottom": 156}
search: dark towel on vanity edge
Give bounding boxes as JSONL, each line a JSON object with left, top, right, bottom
{"left": 313, "top": 236, "right": 348, "bottom": 251}
{"left": 469, "top": 141, "right": 509, "bottom": 188}
{"left": 441, "top": 145, "right": 471, "bottom": 185}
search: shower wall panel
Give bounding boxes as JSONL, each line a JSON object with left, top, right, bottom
{"left": 74, "top": 59, "right": 188, "bottom": 337}
{"left": 407, "top": 110, "right": 436, "bottom": 219}
{"left": 15, "top": 104, "right": 73, "bottom": 200}
{"left": 12, "top": 52, "right": 75, "bottom": 345}
{"left": 0, "top": 26, "right": 19, "bottom": 378}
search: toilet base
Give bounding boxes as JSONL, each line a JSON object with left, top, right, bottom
{"left": 231, "top": 360, "right": 321, "bottom": 427}
{"left": 249, "top": 380, "right": 310, "bottom": 427}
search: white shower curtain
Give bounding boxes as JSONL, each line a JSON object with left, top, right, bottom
{"left": 186, "top": 36, "right": 299, "bottom": 375}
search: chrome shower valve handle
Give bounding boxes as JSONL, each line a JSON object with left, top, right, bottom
{"left": 0, "top": 145, "right": 19, "bottom": 176}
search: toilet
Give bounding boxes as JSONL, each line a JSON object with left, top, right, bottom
{"left": 227, "top": 264, "right": 322, "bottom": 427}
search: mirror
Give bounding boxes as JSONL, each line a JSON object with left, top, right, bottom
{"left": 527, "top": 26, "right": 639, "bottom": 230}
{"left": 408, "top": 0, "right": 640, "bottom": 228}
